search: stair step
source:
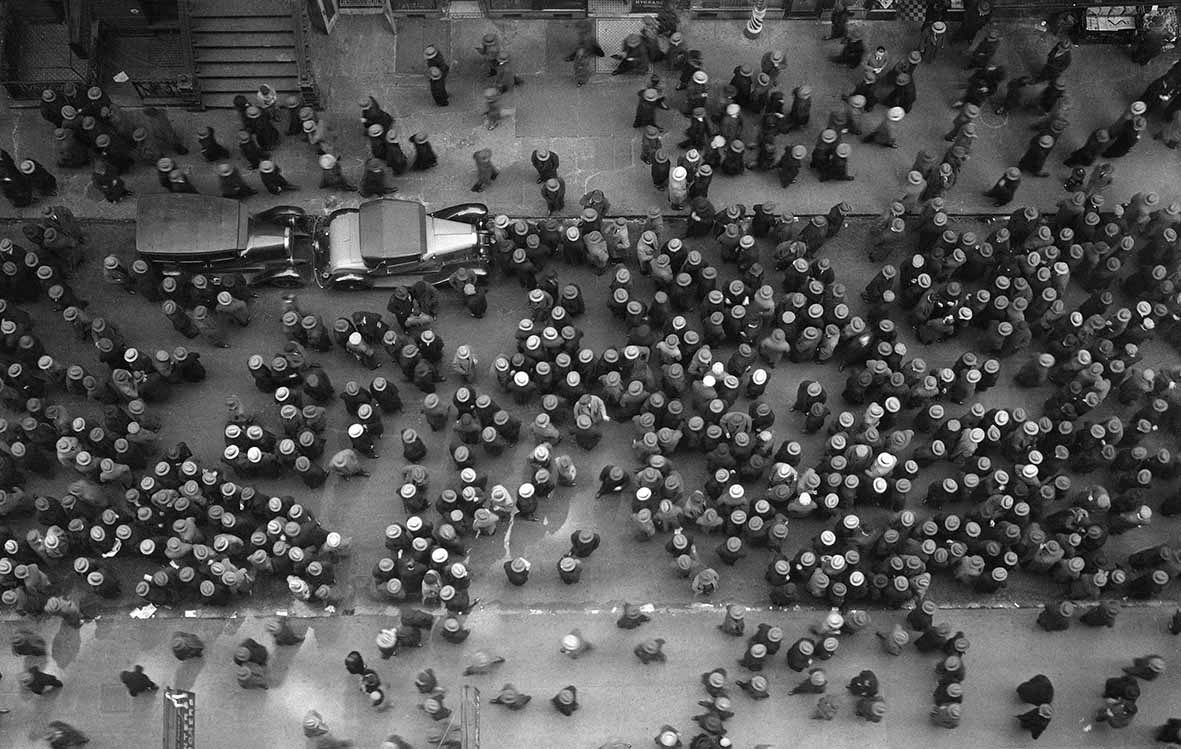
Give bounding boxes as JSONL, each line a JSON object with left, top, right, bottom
{"left": 193, "top": 31, "right": 294, "bottom": 48}
{"left": 189, "top": 0, "right": 294, "bottom": 17}
{"left": 203, "top": 91, "right": 295, "bottom": 109}
{"left": 195, "top": 47, "right": 297, "bottom": 64}
{"left": 198, "top": 77, "right": 301, "bottom": 93}
{"left": 190, "top": 16, "right": 293, "bottom": 33}
{"left": 197, "top": 62, "right": 299, "bottom": 79}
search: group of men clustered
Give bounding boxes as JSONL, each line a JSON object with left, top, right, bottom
{"left": 3, "top": 0, "right": 1181, "bottom": 747}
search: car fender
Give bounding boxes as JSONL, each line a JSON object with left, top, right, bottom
{"left": 253, "top": 264, "right": 306, "bottom": 288}
{"left": 256, "top": 205, "right": 308, "bottom": 230}
{"left": 430, "top": 203, "right": 488, "bottom": 226}
{"left": 328, "top": 272, "right": 374, "bottom": 291}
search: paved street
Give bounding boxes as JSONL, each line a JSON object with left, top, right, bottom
{"left": 1, "top": 7, "right": 1181, "bottom": 748}
{"left": 1, "top": 607, "right": 1179, "bottom": 748}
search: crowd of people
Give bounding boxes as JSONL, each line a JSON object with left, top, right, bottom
{"left": 1, "top": 1, "right": 1178, "bottom": 215}
{"left": 2, "top": 0, "right": 1181, "bottom": 746}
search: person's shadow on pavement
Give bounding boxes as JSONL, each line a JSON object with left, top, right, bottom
{"left": 50, "top": 623, "right": 80, "bottom": 670}
{"left": 172, "top": 659, "right": 206, "bottom": 691}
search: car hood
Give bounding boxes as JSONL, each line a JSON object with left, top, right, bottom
{"left": 359, "top": 198, "right": 427, "bottom": 261}
{"left": 136, "top": 194, "right": 247, "bottom": 256}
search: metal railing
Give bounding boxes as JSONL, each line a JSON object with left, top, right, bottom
{"left": 114, "top": 3, "right": 198, "bottom": 110}
{"left": 293, "top": 0, "right": 322, "bottom": 109}
{"left": 130, "top": 76, "right": 194, "bottom": 102}
{"left": 174, "top": 0, "right": 200, "bottom": 109}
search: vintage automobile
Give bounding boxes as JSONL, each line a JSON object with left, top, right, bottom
{"left": 312, "top": 198, "right": 492, "bottom": 290}
{"left": 135, "top": 194, "right": 309, "bottom": 287}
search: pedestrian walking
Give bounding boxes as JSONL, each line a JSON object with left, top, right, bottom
{"left": 470, "top": 149, "right": 498, "bottom": 193}
{"left": 197, "top": 126, "right": 230, "bottom": 162}
{"left": 490, "top": 683, "right": 532, "bottom": 710}
{"left": 571, "top": 47, "right": 594, "bottom": 87}
{"left": 825, "top": 0, "right": 854, "bottom": 40}
{"left": 260, "top": 160, "right": 298, "bottom": 194}
{"left": 427, "top": 66, "right": 449, "bottom": 107}
{"left": 552, "top": 685, "right": 579, "bottom": 715}
{"left": 542, "top": 178, "right": 566, "bottom": 215}
{"left": 1016, "top": 703, "right": 1053, "bottom": 740}
{"left": 1017, "top": 674, "right": 1054, "bottom": 704}
{"left": 531, "top": 148, "right": 559, "bottom": 182}
{"left": 318, "top": 154, "right": 357, "bottom": 191}
{"left": 45, "top": 721, "right": 89, "bottom": 748}
{"left": 10, "top": 629, "right": 48, "bottom": 657}
{"left": 237, "top": 662, "right": 268, "bottom": 690}
{"left": 410, "top": 133, "right": 438, "bottom": 170}
{"left": 475, "top": 32, "right": 501, "bottom": 77}
{"left": 1104, "top": 115, "right": 1146, "bottom": 158}
{"left": 267, "top": 616, "right": 305, "bottom": 646}
{"left": 1122, "top": 654, "right": 1165, "bottom": 680}
{"left": 1034, "top": 39, "right": 1072, "bottom": 83}
{"left": 424, "top": 43, "right": 449, "bottom": 79}
{"left": 921, "top": 21, "right": 946, "bottom": 60}
{"left": 494, "top": 51, "right": 523, "bottom": 93}
{"left": 1064, "top": 128, "right": 1110, "bottom": 167}
{"left": 21, "top": 665, "right": 63, "bottom": 694}
{"left": 863, "top": 107, "right": 905, "bottom": 148}
{"left": 237, "top": 130, "right": 267, "bottom": 170}
{"left": 483, "top": 88, "right": 503, "bottom": 131}
{"left": 1018, "top": 134, "right": 1055, "bottom": 176}
{"left": 19, "top": 159, "right": 57, "bottom": 197}
{"left": 330, "top": 448, "right": 370, "bottom": 479}
{"left": 668, "top": 165, "right": 688, "bottom": 210}
{"left": 359, "top": 158, "right": 396, "bottom": 197}
{"left": 119, "top": 664, "right": 158, "bottom": 696}
{"left": 217, "top": 162, "right": 256, "bottom": 199}
{"left": 983, "top": 166, "right": 1021, "bottom": 206}
{"left": 634, "top": 87, "right": 670, "bottom": 129}
{"left": 170, "top": 631, "right": 206, "bottom": 660}
{"left": 92, "top": 163, "right": 130, "bottom": 203}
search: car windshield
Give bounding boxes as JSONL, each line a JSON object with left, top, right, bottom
{"left": 358, "top": 199, "right": 427, "bottom": 262}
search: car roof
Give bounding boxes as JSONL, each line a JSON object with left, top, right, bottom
{"left": 136, "top": 194, "right": 247, "bottom": 256}
{"left": 359, "top": 199, "right": 427, "bottom": 260}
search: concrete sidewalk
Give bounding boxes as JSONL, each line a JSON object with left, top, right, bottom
{"left": 1, "top": 606, "right": 1178, "bottom": 748}
{"left": 1, "top": 17, "right": 1177, "bottom": 224}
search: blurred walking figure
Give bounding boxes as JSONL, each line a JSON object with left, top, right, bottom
{"left": 119, "top": 665, "right": 158, "bottom": 696}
